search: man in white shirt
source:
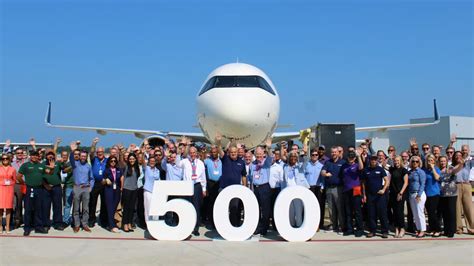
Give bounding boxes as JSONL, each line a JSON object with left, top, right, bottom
{"left": 269, "top": 150, "right": 284, "bottom": 231}
{"left": 177, "top": 146, "right": 207, "bottom": 236}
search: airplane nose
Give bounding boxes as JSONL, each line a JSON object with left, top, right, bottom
{"left": 207, "top": 89, "right": 263, "bottom": 125}
{"left": 197, "top": 88, "right": 279, "bottom": 138}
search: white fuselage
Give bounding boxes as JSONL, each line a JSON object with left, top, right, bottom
{"left": 196, "top": 63, "right": 280, "bottom": 148}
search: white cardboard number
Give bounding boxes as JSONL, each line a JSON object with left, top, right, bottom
{"left": 213, "top": 185, "right": 259, "bottom": 241}
{"left": 146, "top": 181, "right": 197, "bottom": 241}
{"left": 274, "top": 186, "right": 320, "bottom": 242}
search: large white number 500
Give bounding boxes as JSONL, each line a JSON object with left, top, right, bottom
{"left": 146, "top": 181, "right": 196, "bottom": 240}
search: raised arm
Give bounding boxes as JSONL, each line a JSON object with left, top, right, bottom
{"left": 29, "top": 138, "right": 37, "bottom": 152}
{"left": 90, "top": 137, "right": 99, "bottom": 162}
{"left": 265, "top": 137, "right": 273, "bottom": 156}
{"left": 280, "top": 141, "right": 288, "bottom": 162}
{"left": 53, "top": 138, "right": 61, "bottom": 155}
{"left": 448, "top": 134, "right": 456, "bottom": 149}
{"left": 69, "top": 141, "right": 78, "bottom": 168}
{"left": 215, "top": 134, "right": 225, "bottom": 158}
{"left": 356, "top": 147, "right": 364, "bottom": 170}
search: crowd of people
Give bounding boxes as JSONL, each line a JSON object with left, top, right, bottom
{"left": 0, "top": 135, "right": 473, "bottom": 239}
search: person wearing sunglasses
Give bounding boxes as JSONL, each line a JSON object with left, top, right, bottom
{"left": 42, "top": 150, "right": 65, "bottom": 231}
{"left": 281, "top": 151, "right": 310, "bottom": 228}
{"left": 18, "top": 150, "right": 49, "bottom": 236}
{"left": 362, "top": 155, "right": 390, "bottom": 238}
{"left": 407, "top": 156, "right": 427, "bottom": 238}
{"left": 0, "top": 154, "right": 16, "bottom": 234}
{"left": 445, "top": 147, "right": 455, "bottom": 166}
{"left": 304, "top": 148, "right": 325, "bottom": 230}
{"left": 438, "top": 155, "right": 464, "bottom": 237}
{"left": 11, "top": 148, "right": 26, "bottom": 229}
{"left": 103, "top": 156, "right": 123, "bottom": 233}
{"left": 341, "top": 149, "right": 365, "bottom": 237}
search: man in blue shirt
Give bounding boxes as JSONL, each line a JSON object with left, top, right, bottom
{"left": 321, "top": 146, "right": 346, "bottom": 233}
{"left": 305, "top": 148, "right": 325, "bottom": 230}
{"left": 216, "top": 136, "right": 247, "bottom": 227}
{"left": 161, "top": 151, "right": 183, "bottom": 226}
{"left": 249, "top": 138, "right": 273, "bottom": 235}
{"left": 88, "top": 137, "right": 108, "bottom": 228}
{"left": 362, "top": 156, "right": 390, "bottom": 238}
{"left": 69, "top": 142, "right": 94, "bottom": 233}
{"left": 203, "top": 146, "right": 222, "bottom": 227}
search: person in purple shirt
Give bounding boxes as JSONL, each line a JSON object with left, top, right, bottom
{"left": 340, "top": 149, "right": 364, "bottom": 237}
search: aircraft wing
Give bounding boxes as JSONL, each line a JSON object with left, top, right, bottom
{"left": 355, "top": 99, "right": 440, "bottom": 132}
{"left": 272, "top": 99, "right": 439, "bottom": 142}
{"left": 44, "top": 102, "right": 207, "bottom": 142}
{"left": 271, "top": 132, "right": 301, "bottom": 143}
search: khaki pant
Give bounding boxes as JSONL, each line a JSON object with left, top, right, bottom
{"left": 456, "top": 183, "right": 474, "bottom": 233}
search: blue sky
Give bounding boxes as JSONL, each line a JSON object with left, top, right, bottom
{"left": 1, "top": 0, "right": 472, "bottom": 146}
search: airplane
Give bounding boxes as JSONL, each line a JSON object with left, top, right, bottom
{"left": 45, "top": 62, "right": 440, "bottom": 148}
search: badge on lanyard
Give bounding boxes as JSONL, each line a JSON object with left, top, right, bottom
{"left": 113, "top": 183, "right": 117, "bottom": 190}
{"left": 99, "top": 169, "right": 103, "bottom": 176}
{"left": 30, "top": 188, "right": 34, "bottom": 198}
{"left": 5, "top": 179, "right": 11, "bottom": 186}
{"left": 254, "top": 172, "right": 260, "bottom": 179}
{"left": 213, "top": 160, "right": 219, "bottom": 175}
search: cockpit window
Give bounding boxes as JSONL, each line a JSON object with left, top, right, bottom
{"left": 199, "top": 76, "right": 276, "bottom": 96}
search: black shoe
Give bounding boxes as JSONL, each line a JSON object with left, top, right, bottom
{"left": 35, "top": 228, "right": 48, "bottom": 234}
{"left": 54, "top": 224, "right": 65, "bottom": 231}
{"left": 366, "top": 232, "right": 375, "bottom": 238}
{"left": 343, "top": 231, "right": 353, "bottom": 236}
{"left": 44, "top": 226, "right": 50, "bottom": 232}
{"left": 381, "top": 233, "right": 389, "bottom": 239}
{"left": 128, "top": 229, "right": 134, "bottom": 232}
{"left": 192, "top": 230, "right": 200, "bottom": 236}
{"left": 355, "top": 231, "right": 363, "bottom": 237}
{"left": 23, "top": 230, "right": 31, "bottom": 236}
{"left": 88, "top": 222, "right": 96, "bottom": 228}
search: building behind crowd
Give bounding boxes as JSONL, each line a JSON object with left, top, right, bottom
{"left": 369, "top": 116, "right": 474, "bottom": 155}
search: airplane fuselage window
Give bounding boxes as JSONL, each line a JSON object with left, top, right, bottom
{"left": 199, "top": 76, "right": 276, "bottom": 96}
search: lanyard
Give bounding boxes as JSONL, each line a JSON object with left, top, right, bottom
{"left": 111, "top": 168, "right": 116, "bottom": 182}
{"left": 213, "top": 159, "right": 219, "bottom": 169}
{"left": 190, "top": 159, "right": 197, "bottom": 176}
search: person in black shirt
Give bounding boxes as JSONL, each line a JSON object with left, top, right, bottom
{"left": 362, "top": 156, "right": 390, "bottom": 238}
{"left": 216, "top": 135, "right": 247, "bottom": 226}
{"left": 388, "top": 156, "right": 408, "bottom": 238}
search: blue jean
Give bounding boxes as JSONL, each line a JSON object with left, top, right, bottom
{"left": 63, "top": 187, "right": 73, "bottom": 225}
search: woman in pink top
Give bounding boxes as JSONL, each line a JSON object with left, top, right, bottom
{"left": 0, "top": 154, "right": 17, "bottom": 234}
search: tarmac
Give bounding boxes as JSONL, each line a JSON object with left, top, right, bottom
{"left": 0, "top": 225, "right": 473, "bottom": 265}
